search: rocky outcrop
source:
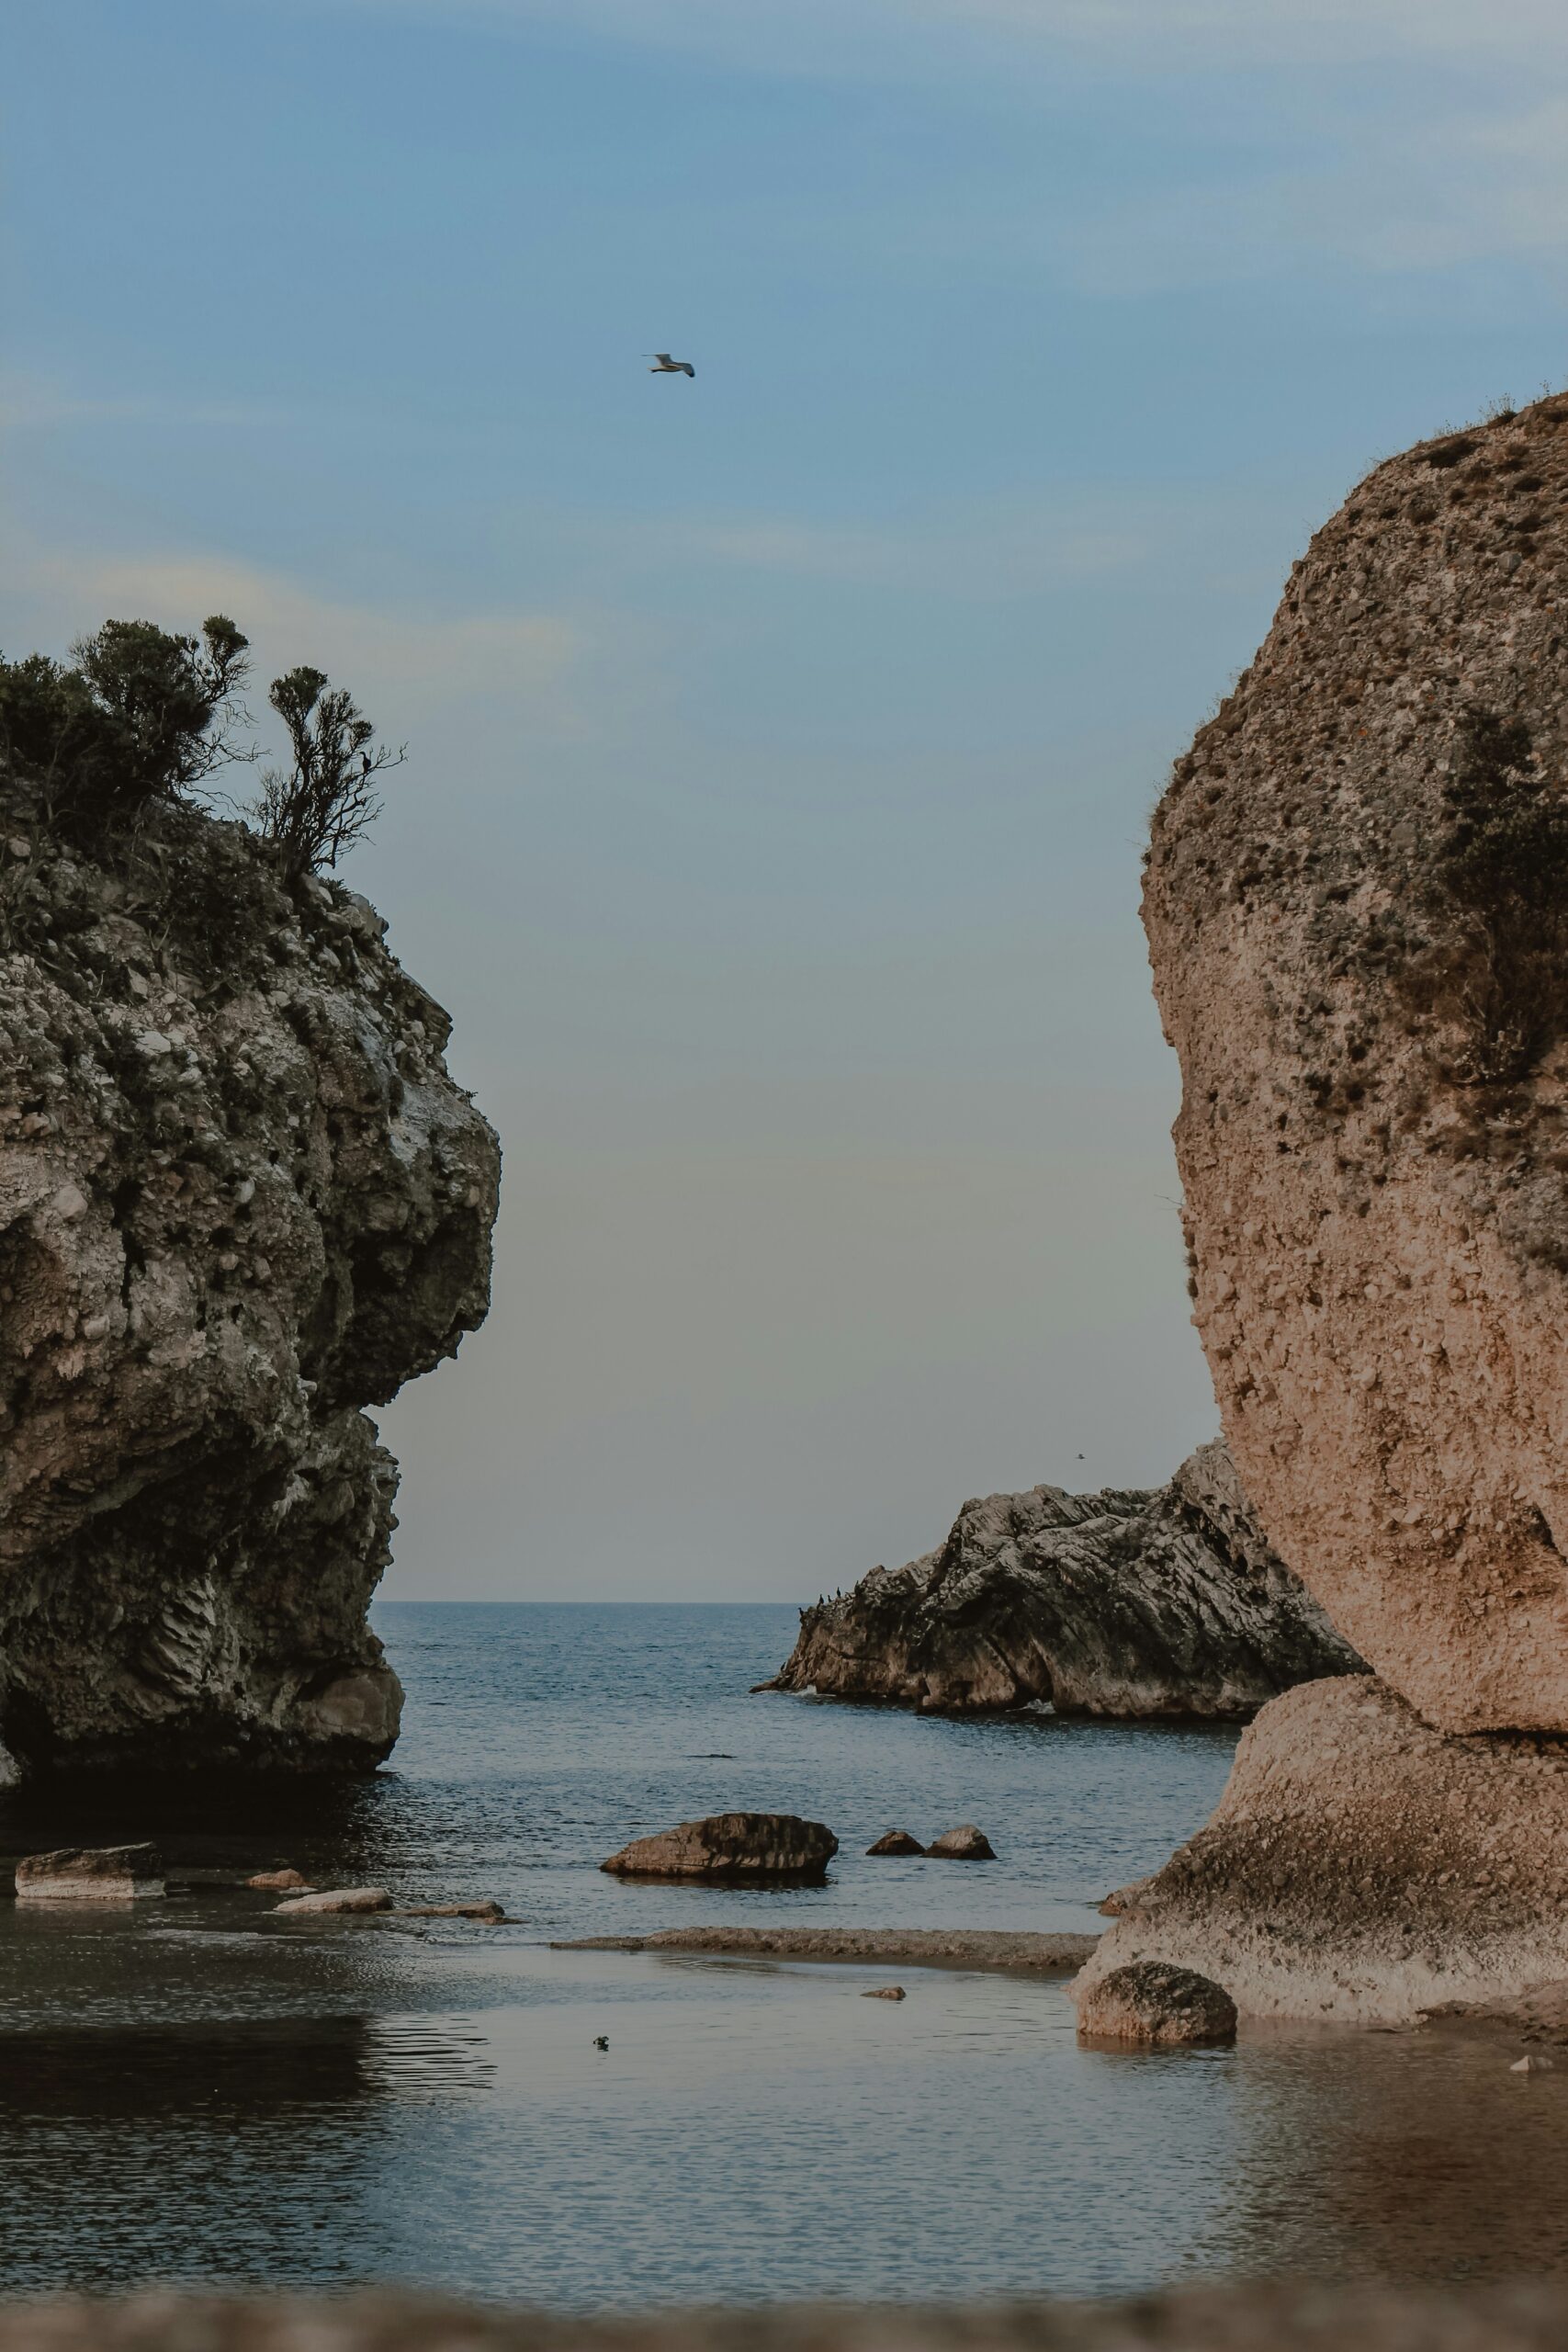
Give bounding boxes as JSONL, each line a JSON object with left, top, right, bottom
{"left": 0, "top": 800, "right": 498, "bottom": 1776}
{"left": 765, "top": 1441, "right": 1360, "bottom": 1717}
{"left": 600, "top": 1813, "right": 839, "bottom": 1882}
{"left": 1076, "top": 1960, "right": 1236, "bottom": 2045}
{"left": 1073, "top": 1675, "right": 1568, "bottom": 2026}
{"left": 1145, "top": 391, "right": 1568, "bottom": 1736}
{"left": 15, "top": 1843, "right": 164, "bottom": 1900}
{"left": 926, "top": 1824, "right": 996, "bottom": 1860}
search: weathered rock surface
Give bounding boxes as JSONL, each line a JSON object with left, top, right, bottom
{"left": 0, "top": 801, "right": 498, "bottom": 1775}
{"left": 1075, "top": 1675, "right": 1568, "bottom": 2024}
{"left": 1075, "top": 1960, "right": 1237, "bottom": 2045}
{"left": 600, "top": 1813, "right": 838, "bottom": 1882}
{"left": 927, "top": 1823, "right": 996, "bottom": 1860}
{"left": 15, "top": 1841, "right": 164, "bottom": 1901}
{"left": 1144, "top": 391, "right": 1568, "bottom": 1735}
{"left": 246, "top": 1869, "right": 310, "bottom": 1891}
{"left": 555, "top": 1927, "right": 1098, "bottom": 1973}
{"left": 865, "top": 1829, "right": 925, "bottom": 1856}
{"left": 12, "top": 2284, "right": 1568, "bottom": 2351}
{"left": 767, "top": 1441, "right": 1360, "bottom": 1716}
{"left": 274, "top": 1886, "right": 392, "bottom": 1915}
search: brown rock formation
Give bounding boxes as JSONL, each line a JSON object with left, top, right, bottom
{"left": 1144, "top": 392, "right": 1568, "bottom": 1734}
{"left": 1073, "top": 1675, "right": 1568, "bottom": 2025}
{"left": 14, "top": 1842, "right": 164, "bottom": 1901}
{"left": 765, "top": 1441, "right": 1360, "bottom": 1717}
{"left": 0, "top": 800, "right": 498, "bottom": 1776}
{"left": 600, "top": 1812, "right": 839, "bottom": 1882}
{"left": 1076, "top": 1959, "right": 1236, "bottom": 2045}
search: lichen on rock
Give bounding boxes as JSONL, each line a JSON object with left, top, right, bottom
{"left": 0, "top": 798, "right": 498, "bottom": 1776}
{"left": 764, "top": 1441, "right": 1360, "bottom": 1718}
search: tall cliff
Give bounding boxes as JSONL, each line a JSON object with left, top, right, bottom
{"left": 0, "top": 800, "right": 499, "bottom": 1777}
{"left": 1143, "top": 391, "right": 1568, "bottom": 1735}
{"left": 765, "top": 1442, "right": 1362, "bottom": 1717}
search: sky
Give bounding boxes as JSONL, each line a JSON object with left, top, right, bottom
{"left": 4, "top": 1, "right": 1568, "bottom": 1599}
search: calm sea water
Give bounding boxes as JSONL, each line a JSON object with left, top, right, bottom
{"left": 0, "top": 1603, "right": 1562, "bottom": 2305}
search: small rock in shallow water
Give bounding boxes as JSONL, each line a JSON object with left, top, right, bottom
{"left": 1512, "top": 2053, "right": 1555, "bottom": 2073}
{"left": 400, "top": 1901, "right": 505, "bottom": 1921}
{"left": 927, "top": 1825, "right": 996, "bottom": 1860}
{"left": 865, "top": 1830, "right": 925, "bottom": 1857}
{"left": 273, "top": 1887, "right": 393, "bottom": 1916}
{"left": 16, "top": 1844, "right": 164, "bottom": 1902}
{"left": 1076, "top": 1960, "right": 1237, "bottom": 2046}
{"left": 601, "top": 1813, "right": 838, "bottom": 1882}
{"left": 247, "top": 1869, "right": 311, "bottom": 1892}
{"left": 863, "top": 1985, "right": 907, "bottom": 2000}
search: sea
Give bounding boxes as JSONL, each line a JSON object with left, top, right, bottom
{"left": 0, "top": 1601, "right": 1562, "bottom": 2306}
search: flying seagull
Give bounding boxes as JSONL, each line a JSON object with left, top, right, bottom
{"left": 647, "top": 353, "right": 695, "bottom": 377}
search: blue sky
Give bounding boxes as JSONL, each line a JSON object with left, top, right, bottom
{"left": 5, "top": 0, "right": 1568, "bottom": 1596}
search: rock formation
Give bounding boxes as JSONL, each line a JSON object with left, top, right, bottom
{"left": 1093, "top": 391, "right": 1568, "bottom": 2023}
{"left": 1144, "top": 392, "right": 1568, "bottom": 1735}
{"left": 763, "top": 1441, "right": 1360, "bottom": 1717}
{"left": 600, "top": 1812, "right": 839, "bottom": 1882}
{"left": 1076, "top": 1959, "right": 1237, "bottom": 2045}
{"left": 14, "top": 1843, "right": 164, "bottom": 1901}
{"left": 0, "top": 799, "right": 498, "bottom": 1776}
{"left": 1076, "top": 1676, "right": 1568, "bottom": 2026}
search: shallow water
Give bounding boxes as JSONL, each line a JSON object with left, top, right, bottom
{"left": 0, "top": 1603, "right": 1562, "bottom": 2305}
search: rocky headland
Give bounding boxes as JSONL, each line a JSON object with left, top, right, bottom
{"left": 1078, "top": 390, "right": 1568, "bottom": 2025}
{"left": 764, "top": 1440, "right": 1361, "bottom": 1717}
{"left": 0, "top": 766, "right": 498, "bottom": 1777}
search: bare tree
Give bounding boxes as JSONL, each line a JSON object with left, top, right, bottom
{"left": 252, "top": 666, "right": 404, "bottom": 879}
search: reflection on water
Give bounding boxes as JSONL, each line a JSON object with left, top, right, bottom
{"left": 0, "top": 1606, "right": 1562, "bottom": 2304}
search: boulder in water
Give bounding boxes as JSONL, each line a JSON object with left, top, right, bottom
{"left": 15, "top": 1843, "right": 164, "bottom": 1902}
{"left": 1076, "top": 1960, "right": 1236, "bottom": 2046}
{"left": 600, "top": 1813, "right": 838, "bottom": 1882}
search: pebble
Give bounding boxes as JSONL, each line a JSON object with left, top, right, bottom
{"left": 1512, "top": 2053, "right": 1555, "bottom": 2073}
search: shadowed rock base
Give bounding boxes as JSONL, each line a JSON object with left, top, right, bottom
{"left": 10, "top": 2285, "right": 1568, "bottom": 2350}
{"left": 1077, "top": 1674, "right": 1568, "bottom": 2026}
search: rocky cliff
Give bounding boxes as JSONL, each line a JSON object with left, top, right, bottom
{"left": 1144, "top": 390, "right": 1568, "bottom": 1736}
{"left": 0, "top": 800, "right": 498, "bottom": 1777}
{"left": 764, "top": 1441, "right": 1362, "bottom": 1717}
{"left": 1078, "top": 390, "right": 1568, "bottom": 2023}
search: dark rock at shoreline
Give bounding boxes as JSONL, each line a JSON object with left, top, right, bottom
{"left": 1077, "top": 1960, "right": 1236, "bottom": 2046}
{"left": 0, "top": 799, "right": 498, "bottom": 1779}
{"left": 766, "top": 1441, "right": 1361, "bottom": 1718}
{"left": 601, "top": 1813, "right": 839, "bottom": 1883}
{"left": 865, "top": 1829, "right": 925, "bottom": 1856}
{"left": 15, "top": 1843, "right": 164, "bottom": 1902}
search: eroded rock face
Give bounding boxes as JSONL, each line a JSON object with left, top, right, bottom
{"left": 0, "top": 804, "right": 499, "bottom": 1775}
{"left": 1144, "top": 393, "right": 1568, "bottom": 1734}
{"left": 766, "top": 1442, "right": 1360, "bottom": 1717}
{"left": 600, "top": 1812, "right": 839, "bottom": 1882}
{"left": 1075, "top": 1676, "right": 1568, "bottom": 2025}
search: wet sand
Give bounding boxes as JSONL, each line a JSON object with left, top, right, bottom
{"left": 551, "top": 1926, "right": 1100, "bottom": 1973}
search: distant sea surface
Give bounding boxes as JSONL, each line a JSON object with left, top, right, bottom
{"left": 0, "top": 1603, "right": 1562, "bottom": 2306}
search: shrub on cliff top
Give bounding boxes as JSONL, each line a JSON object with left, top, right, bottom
{"left": 0, "top": 612, "right": 400, "bottom": 883}
{"left": 0, "top": 615, "right": 251, "bottom": 830}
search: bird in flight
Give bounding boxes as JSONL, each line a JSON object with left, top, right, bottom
{"left": 647, "top": 353, "right": 695, "bottom": 377}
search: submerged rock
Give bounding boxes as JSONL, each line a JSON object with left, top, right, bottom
{"left": 0, "top": 800, "right": 498, "bottom": 1776}
{"left": 863, "top": 1985, "right": 907, "bottom": 2000}
{"left": 1075, "top": 1960, "right": 1236, "bottom": 2047}
{"left": 600, "top": 1813, "right": 839, "bottom": 1882}
{"left": 273, "top": 1886, "right": 392, "bottom": 1915}
{"left": 768, "top": 1441, "right": 1360, "bottom": 1718}
{"left": 926, "top": 1824, "right": 996, "bottom": 1860}
{"left": 246, "top": 1869, "right": 311, "bottom": 1891}
{"left": 14, "top": 1842, "right": 164, "bottom": 1901}
{"left": 1144, "top": 391, "right": 1568, "bottom": 1736}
